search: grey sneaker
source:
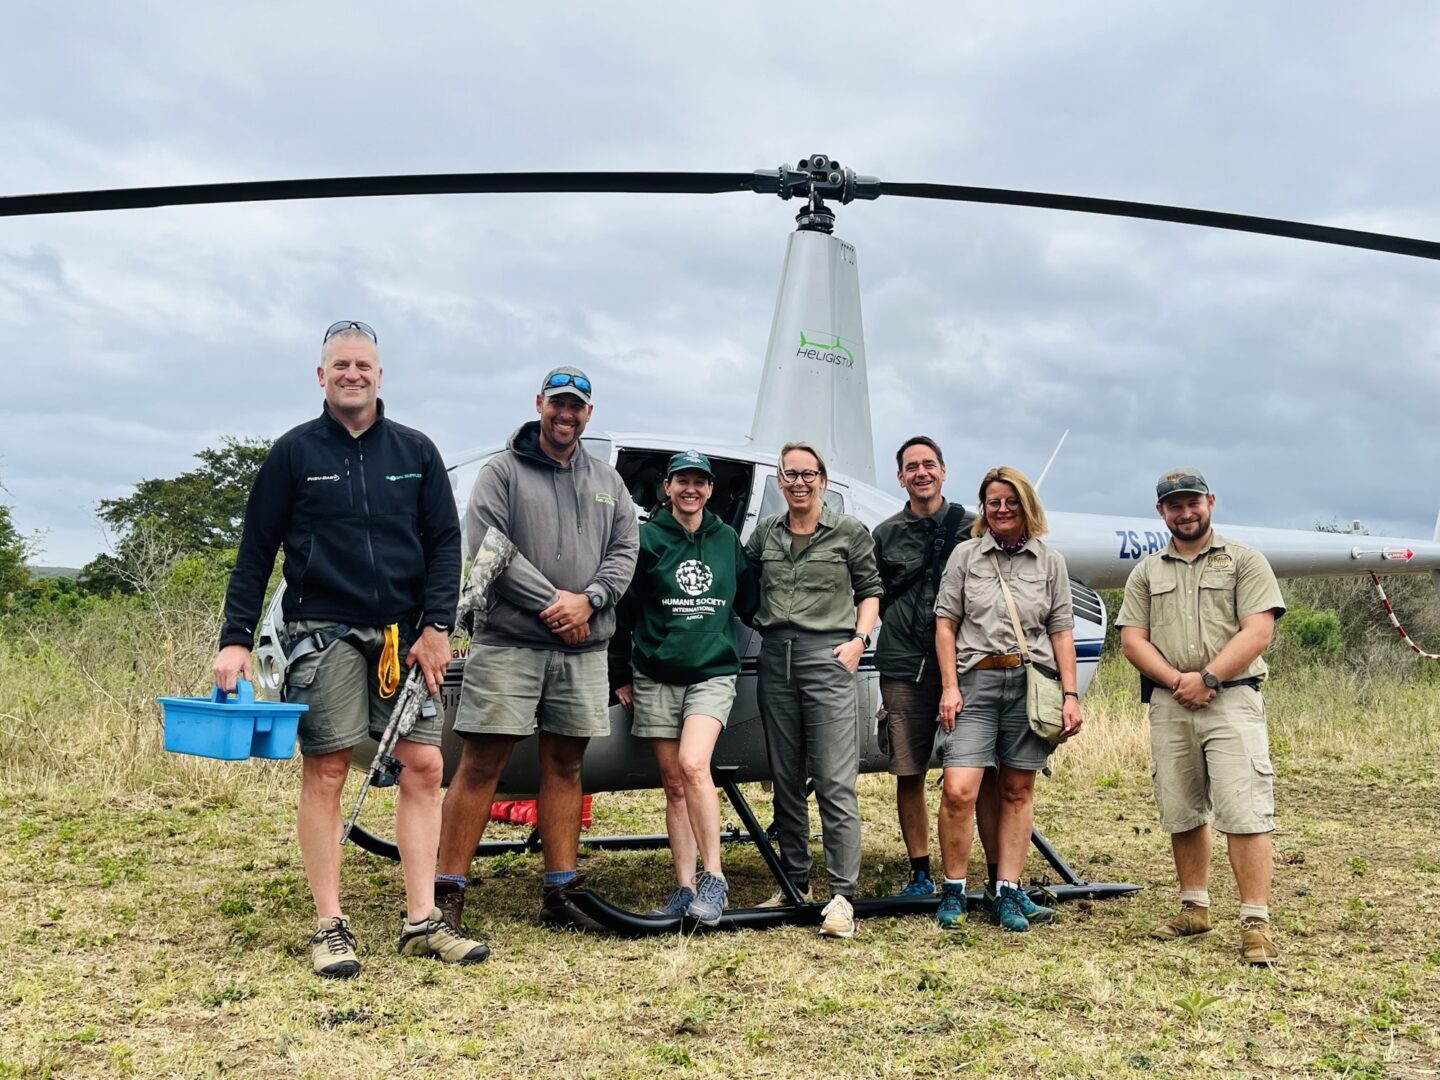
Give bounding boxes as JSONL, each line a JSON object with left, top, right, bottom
{"left": 755, "top": 883, "right": 812, "bottom": 908}
{"left": 646, "top": 885, "right": 696, "bottom": 918}
{"left": 310, "top": 916, "right": 360, "bottom": 979}
{"left": 686, "top": 871, "right": 729, "bottom": 926}
{"left": 397, "top": 907, "right": 491, "bottom": 964}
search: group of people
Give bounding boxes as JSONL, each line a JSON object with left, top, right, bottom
{"left": 214, "top": 320, "right": 1285, "bottom": 979}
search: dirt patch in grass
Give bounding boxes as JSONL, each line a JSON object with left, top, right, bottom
{"left": 4, "top": 741, "right": 1440, "bottom": 1079}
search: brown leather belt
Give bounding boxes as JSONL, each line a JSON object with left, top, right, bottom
{"left": 973, "top": 653, "right": 1024, "bottom": 671}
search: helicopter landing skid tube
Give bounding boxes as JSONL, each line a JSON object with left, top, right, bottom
{"left": 565, "top": 772, "right": 1142, "bottom": 936}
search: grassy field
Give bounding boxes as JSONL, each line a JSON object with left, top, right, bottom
{"left": 3, "top": 646, "right": 1440, "bottom": 1078}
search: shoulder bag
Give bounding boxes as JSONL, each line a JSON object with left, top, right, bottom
{"left": 989, "top": 554, "right": 1065, "bottom": 745}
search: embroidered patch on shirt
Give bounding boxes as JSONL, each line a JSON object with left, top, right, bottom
{"left": 594, "top": 492, "right": 616, "bottom": 505}
{"left": 1206, "top": 552, "right": 1233, "bottom": 568}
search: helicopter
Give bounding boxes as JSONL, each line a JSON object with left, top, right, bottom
{"left": 9, "top": 155, "right": 1440, "bottom": 932}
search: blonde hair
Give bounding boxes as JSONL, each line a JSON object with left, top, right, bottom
{"left": 777, "top": 441, "right": 828, "bottom": 480}
{"left": 973, "top": 465, "right": 1048, "bottom": 539}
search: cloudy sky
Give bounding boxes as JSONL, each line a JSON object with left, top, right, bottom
{"left": 4, "top": 3, "right": 1439, "bottom": 567}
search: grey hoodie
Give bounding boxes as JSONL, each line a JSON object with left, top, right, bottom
{"left": 465, "top": 421, "right": 639, "bottom": 652}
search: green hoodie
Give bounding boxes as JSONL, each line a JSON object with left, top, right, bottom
{"left": 609, "top": 507, "right": 759, "bottom": 687}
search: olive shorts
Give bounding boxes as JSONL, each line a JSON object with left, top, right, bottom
{"left": 630, "top": 671, "right": 737, "bottom": 740}
{"left": 454, "top": 643, "right": 611, "bottom": 738}
{"left": 283, "top": 620, "right": 443, "bottom": 756}
{"left": 877, "top": 674, "right": 942, "bottom": 777}
{"left": 936, "top": 666, "right": 1053, "bottom": 771}
{"left": 1148, "top": 685, "right": 1275, "bottom": 835}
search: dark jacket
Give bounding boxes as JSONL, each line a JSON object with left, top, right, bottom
{"left": 609, "top": 507, "right": 758, "bottom": 686}
{"left": 466, "top": 421, "right": 639, "bottom": 652}
{"left": 219, "top": 401, "right": 461, "bottom": 648}
{"left": 872, "top": 500, "right": 976, "bottom": 681}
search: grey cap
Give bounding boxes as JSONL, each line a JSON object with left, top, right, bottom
{"left": 1156, "top": 468, "right": 1210, "bottom": 500}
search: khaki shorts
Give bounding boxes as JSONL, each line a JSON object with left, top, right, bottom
{"left": 1148, "top": 685, "right": 1275, "bottom": 835}
{"left": 454, "top": 643, "right": 611, "bottom": 738}
{"left": 630, "top": 671, "right": 737, "bottom": 740}
{"left": 283, "top": 621, "right": 443, "bottom": 756}
{"left": 878, "top": 675, "right": 942, "bottom": 777}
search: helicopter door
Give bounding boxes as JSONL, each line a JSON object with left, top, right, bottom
{"left": 613, "top": 448, "right": 755, "bottom": 531}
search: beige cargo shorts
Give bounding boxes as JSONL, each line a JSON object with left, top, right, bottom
{"left": 629, "top": 671, "right": 737, "bottom": 740}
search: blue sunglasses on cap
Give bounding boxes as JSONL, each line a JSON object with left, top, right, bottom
{"left": 544, "top": 371, "right": 592, "bottom": 396}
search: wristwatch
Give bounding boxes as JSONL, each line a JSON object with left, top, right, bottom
{"left": 586, "top": 589, "right": 605, "bottom": 611}
{"left": 429, "top": 622, "right": 452, "bottom": 634}
{"left": 852, "top": 630, "right": 872, "bottom": 648}
{"left": 1200, "top": 669, "right": 1221, "bottom": 690}
{"left": 1063, "top": 690, "right": 1079, "bottom": 700}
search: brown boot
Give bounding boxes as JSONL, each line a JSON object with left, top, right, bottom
{"left": 1150, "top": 901, "right": 1212, "bottom": 940}
{"left": 1240, "top": 917, "right": 1279, "bottom": 965}
{"left": 435, "top": 880, "right": 466, "bottom": 931}
{"left": 537, "top": 872, "right": 605, "bottom": 932}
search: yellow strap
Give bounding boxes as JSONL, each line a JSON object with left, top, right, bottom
{"left": 378, "top": 623, "right": 401, "bottom": 698}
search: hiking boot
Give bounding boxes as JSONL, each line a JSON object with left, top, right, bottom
{"left": 1150, "top": 901, "right": 1212, "bottom": 941}
{"left": 935, "top": 883, "right": 968, "bottom": 929}
{"left": 818, "top": 894, "right": 856, "bottom": 939}
{"left": 756, "top": 883, "right": 812, "bottom": 908}
{"left": 434, "top": 880, "right": 466, "bottom": 931}
{"left": 310, "top": 916, "right": 361, "bottom": 979}
{"left": 686, "top": 871, "right": 729, "bottom": 927}
{"left": 397, "top": 907, "right": 490, "bottom": 964}
{"left": 1240, "top": 917, "right": 1279, "bottom": 965}
{"left": 646, "top": 885, "right": 695, "bottom": 918}
{"left": 537, "top": 873, "right": 606, "bottom": 932}
{"left": 993, "top": 885, "right": 1030, "bottom": 933}
{"left": 897, "top": 871, "right": 937, "bottom": 897}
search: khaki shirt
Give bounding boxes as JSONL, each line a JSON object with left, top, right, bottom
{"left": 1115, "top": 531, "right": 1285, "bottom": 679}
{"left": 745, "top": 506, "right": 883, "bottom": 633}
{"left": 934, "top": 533, "right": 1075, "bottom": 674}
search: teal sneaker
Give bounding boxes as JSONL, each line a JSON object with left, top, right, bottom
{"left": 988, "top": 884, "right": 1055, "bottom": 924}
{"left": 935, "top": 884, "right": 968, "bottom": 929}
{"left": 993, "top": 885, "right": 1030, "bottom": 933}
{"left": 897, "top": 872, "right": 937, "bottom": 898}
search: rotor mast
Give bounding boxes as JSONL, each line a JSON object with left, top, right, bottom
{"left": 748, "top": 155, "right": 877, "bottom": 485}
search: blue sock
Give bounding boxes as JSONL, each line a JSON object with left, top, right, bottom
{"left": 543, "top": 868, "right": 578, "bottom": 887}
{"left": 435, "top": 873, "right": 467, "bottom": 888}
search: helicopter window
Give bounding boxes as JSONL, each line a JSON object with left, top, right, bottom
{"left": 614, "top": 449, "right": 754, "bottom": 532}
{"left": 757, "top": 472, "right": 846, "bottom": 518}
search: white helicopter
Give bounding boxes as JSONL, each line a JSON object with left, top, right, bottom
{"left": 9, "top": 156, "right": 1439, "bottom": 929}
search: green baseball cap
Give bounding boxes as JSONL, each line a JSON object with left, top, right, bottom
{"left": 1156, "top": 468, "right": 1210, "bottom": 500}
{"left": 666, "top": 450, "right": 714, "bottom": 478}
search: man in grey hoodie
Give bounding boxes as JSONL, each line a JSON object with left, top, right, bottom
{"left": 435, "top": 366, "right": 638, "bottom": 931}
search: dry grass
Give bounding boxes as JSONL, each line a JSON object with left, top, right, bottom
{"left": 3, "top": 642, "right": 1440, "bottom": 1078}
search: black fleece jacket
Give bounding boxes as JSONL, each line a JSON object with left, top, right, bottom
{"left": 219, "top": 401, "right": 461, "bottom": 649}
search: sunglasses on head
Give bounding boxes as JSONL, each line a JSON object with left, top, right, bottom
{"left": 323, "top": 320, "right": 378, "bottom": 345}
{"left": 545, "top": 371, "right": 592, "bottom": 396}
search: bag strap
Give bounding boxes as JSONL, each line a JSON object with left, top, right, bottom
{"left": 988, "top": 553, "right": 1031, "bottom": 664}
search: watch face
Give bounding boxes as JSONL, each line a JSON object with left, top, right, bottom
{"left": 1202, "top": 672, "right": 1220, "bottom": 689}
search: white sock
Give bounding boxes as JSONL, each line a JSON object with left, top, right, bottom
{"left": 995, "top": 879, "right": 1018, "bottom": 894}
{"left": 943, "top": 877, "right": 966, "bottom": 891}
{"left": 1238, "top": 903, "right": 1269, "bottom": 922}
{"left": 1180, "top": 889, "right": 1211, "bottom": 908}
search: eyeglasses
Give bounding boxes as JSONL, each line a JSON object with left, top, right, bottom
{"left": 985, "top": 497, "right": 1021, "bottom": 510}
{"left": 323, "top": 320, "right": 378, "bottom": 345}
{"left": 780, "top": 468, "right": 822, "bottom": 484}
{"left": 544, "top": 371, "right": 592, "bottom": 396}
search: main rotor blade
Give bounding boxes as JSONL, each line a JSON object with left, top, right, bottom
{"left": 0, "top": 172, "right": 762, "bottom": 218}
{"left": 880, "top": 181, "right": 1440, "bottom": 261}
